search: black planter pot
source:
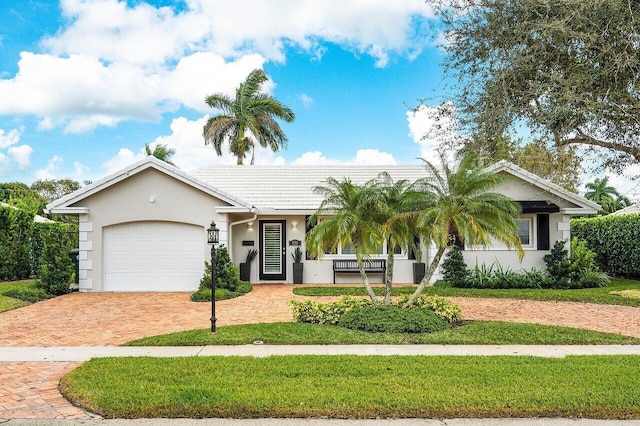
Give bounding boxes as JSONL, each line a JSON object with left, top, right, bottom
{"left": 239, "top": 262, "right": 251, "bottom": 282}
{"left": 413, "top": 263, "right": 426, "bottom": 284}
{"left": 293, "top": 263, "right": 304, "bottom": 284}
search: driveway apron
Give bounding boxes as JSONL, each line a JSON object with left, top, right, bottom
{"left": 1, "top": 284, "right": 639, "bottom": 419}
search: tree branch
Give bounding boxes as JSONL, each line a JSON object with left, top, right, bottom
{"left": 557, "top": 129, "right": 640, "bottom": 162}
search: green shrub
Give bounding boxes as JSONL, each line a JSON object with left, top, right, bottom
{"left": 198, "top": 245, "right": 242, "bottom": 292}
{"left": 396, "top": 294, "right": 462, "bottom": 323}
{"left": 2, "top": 287, "right": 50, "bottom": 303}
{"left": 571, "top": 215, "right": 640, "bottom": 277}
{"left": 543, "top": 240, "right": 572, "bottom": 288}
{"left": 338, "top": 306, "right": 448, "bottom": 333}
{"left": 36, "top": 242, "right": 74, "bottom": 296}
{"left": 0, "top": 205, "right": 33, "bottom": 281}
{"left": 31, "top": 221, "right": 78, "bottom": 276}
{"left": 192, "top": 248, "right": 253, "bottom": 302}
{"left": 441, "top": 246, "right": 470, "bottom": 287}
{"left": 288, "top": 296, "right": 372, "bottom": 325}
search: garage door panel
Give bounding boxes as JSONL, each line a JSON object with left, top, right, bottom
{"left": 104, "top": 222, "right": 204, "bottom": 292}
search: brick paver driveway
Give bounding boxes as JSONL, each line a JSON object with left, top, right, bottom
{"left": 1, "top": 284, "right": 639, "bottom": 419}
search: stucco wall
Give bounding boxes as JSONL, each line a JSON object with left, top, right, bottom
{"left": 71, "top": 168, "right": 230, "bottom": 292}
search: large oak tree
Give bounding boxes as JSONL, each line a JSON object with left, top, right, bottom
{"left": 435, "top": 0, "right": 640, "bottom": 173}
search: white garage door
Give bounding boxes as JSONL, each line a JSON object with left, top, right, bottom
{"left": 104, "top": 222, "right": 204, "bottom": 292}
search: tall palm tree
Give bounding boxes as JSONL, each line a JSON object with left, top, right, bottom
{"left": 373, "top": 172, "right": 426, "bottom": 306}
{"left": 145, "top": 143, "right": 176, "bottom": 166}
{"left": 584, "top": 177, "right": 620, "bottom": 205}
{"left": 305, "top": 178, "right": 384, "bottom": 306}
{"left": 203, "top": 69, "right": 295, "bottom": 165}
{"left": 403, "top": 153, "right": 524, "bottom": 307}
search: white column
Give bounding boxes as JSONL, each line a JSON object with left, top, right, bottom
{"left": 78, "top": 214, "right": 93, "bottom": 291}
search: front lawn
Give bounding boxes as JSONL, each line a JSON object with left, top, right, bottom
{"left": 60, "top": 355, "right": 640, "bottom": 419}
{"left": 0, "top": 279, "right": 43, "bottom": 313}
{"left": 294, "top": 278, "right": 640, "bottom": 307}
{"left": 126, "top": 321, "right": 640, "bottom": 346}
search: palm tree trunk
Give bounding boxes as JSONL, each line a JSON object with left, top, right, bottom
{"left": 357, "top": 255, "right": 379, "bottom": 306}
{"left": 403, "top": 246, "right": 446, "bottom": 308}
{"left": 384, "top": 251, "right": 394, "bottom": 306}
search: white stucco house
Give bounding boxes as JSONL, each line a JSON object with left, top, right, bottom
{"left": 45, "top": 157, "right": 600, "bottom": 292}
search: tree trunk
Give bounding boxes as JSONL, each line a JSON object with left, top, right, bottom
{"left": 403, "top": 246, "right": 446, "bottom": 308}
{"left": 357, "top": 255, "right": 379, "bottom": 306}
{"left": 384, "top": 251, "right": 394, "bottom": 306}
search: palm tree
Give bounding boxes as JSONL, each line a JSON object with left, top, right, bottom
{"left": 373, "top": 172, "right": 426, "bottom": 306}
{"left": 145, "top": 143, "right": 176, "bottom": 166}
{"left": 203, "top": 69, "right": 295, "bottom": 165}
{"left": 305, "top": 178, "right": 384, "bottom": 306}
{"left": 403, "top": 153, "right": 524, "bottom": 307}
{"left": 584, "top": 177, "right": 620, "bottom": 205}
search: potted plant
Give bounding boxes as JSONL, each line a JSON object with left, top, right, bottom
{"left": 239, "top": 248, "right": 257, "bottom": 282}
{"left": 292, "top": 246, "right": 303, "bottom": 284}
{"left": 412, "top": 240, "right": 426, "bottom": 284}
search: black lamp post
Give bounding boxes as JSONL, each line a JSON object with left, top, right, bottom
{"left": 207, "top": 221, "right": 219, "bottom": 332}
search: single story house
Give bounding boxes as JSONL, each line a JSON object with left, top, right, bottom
{"left": 45, "top": 157, "right": 600, "bottom": 292}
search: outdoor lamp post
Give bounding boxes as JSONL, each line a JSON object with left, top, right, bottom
{"left": 207, "top": 221, "right": 219, "bottom": 332}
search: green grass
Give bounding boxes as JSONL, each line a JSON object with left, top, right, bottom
{"left": 60, "top": 355, "right": 640, "bottom": 419}
{"left": 0, "top": 279, "right": 38, "bottom": 313}
{"left": 126, "top": 321, "right": 640, "bottom": 346}
{"left": 294, "top": 278, "right": 640, "bottom": 306}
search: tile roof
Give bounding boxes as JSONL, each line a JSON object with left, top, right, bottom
{"left": 190, "top": 165, "right": 427, "bottom": 211}
{"left": 608, "top": 203, "right": 640, "bottom": 215}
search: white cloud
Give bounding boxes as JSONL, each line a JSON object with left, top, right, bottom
{"left": 35, "top": 155, "right": 64, "bottom": 180}
{"left": 0, "top": 0, "right": 436, "bottom": 133}
{"left": 297, "top": 93, "right": 314, "bottom": 108}
{"left": 0, "top": 127, "right": 32, "bottom": 173}
{"left": 43, "top": 0, "right": 209, "bottom": 66}
{"left": 407, "top": 102, "right": 460, "bottom": 163}
{"left": 74, "top": 161, "right": 89, "bottom": 176}
{"left": 191, "top": 0, "right": 435, "bottom": 65}
{"left": 102, "top": 148, "right": 146, "bottom": 174}
{"left": 8, "top": 145, "right": 33, "bottom": 170}
{"left": 0, "top": 128, "right": 22, "bottom": 148}
{"left": 290, "top": 149, "right": 397, "bottom": 166}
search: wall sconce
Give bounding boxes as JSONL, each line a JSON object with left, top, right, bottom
{"left": 149, "top": 196, "right": 156, "bottom": 203}
{"left": 247, "top": 221, "right": 254, "bottom": 231}
{"left": 291, "top": 220, "right": 298, "bottom": 230}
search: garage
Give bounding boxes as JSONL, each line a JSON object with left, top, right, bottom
{"left": 103, "top": 221, "right": 205, "bottom": 292}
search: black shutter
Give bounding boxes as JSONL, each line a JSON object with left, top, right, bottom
{"left": 537, "top": 214, "right": 550, "bottom": 250}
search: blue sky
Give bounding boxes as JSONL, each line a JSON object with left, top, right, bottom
{"left": 1, "top": 0, "right": 637, "bottom": 199}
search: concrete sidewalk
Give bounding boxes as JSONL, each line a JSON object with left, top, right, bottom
{"left": 2, "top": 344, "right": 640, "bottom": 361}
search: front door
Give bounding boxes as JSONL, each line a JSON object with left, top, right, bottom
{"left": 259, "top": 220, "right": 286, "bottom": 280}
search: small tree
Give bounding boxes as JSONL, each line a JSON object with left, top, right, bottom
{"left": 37, "top": 243, "right": 74, "bottom": 295}
{"left": 199, "top": 245, "right": 241, "bottom": 292}
{"left": 440, "top": 246, "right": 470, "bottom": 287}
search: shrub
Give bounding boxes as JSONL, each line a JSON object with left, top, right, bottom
{"left": 288, "top": 296, "right": 372, "bottom": 325}
{"left": 2, "top": 287, "right": 50, "bottom": 303}
{"left": 338, "top": 306, "right": 448, "bottom": 333}
{"left": 441, "top": 246, "right": 470, "bottom": 287}
{"left": 192, "top": 247, "right": 253, "bottom": 302}
{"left": 571, "top": 214, "right": 640, "bottom": 277}
{"left": 543, "top": 240, "right": 572, "bottom": 288}
{"left": 396, "top": 294, "right": 462, "bottom": 323}
{"left": 36, "top": 242, "right": 75, "bottom": 296}
{"left": 0, "top": 205, "right": 33, "bottom": 281}
{"left": 198, "top": 246, "right": 242, "bottom": 292}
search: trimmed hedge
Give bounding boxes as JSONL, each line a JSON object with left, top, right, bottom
{"left": 338, "top": 306, "right": 448, "bottom": 333}
{"left": 572, "top": 215, "right": 640, "bottom": 277}
{"left": 0, "top": 205, "right": 32, "bottom": 280}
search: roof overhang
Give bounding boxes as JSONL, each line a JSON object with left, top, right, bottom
{"left": 46, "top": 157, "right": 254, "bottom": 214}
{"left": 487, "top": 160, "right": 601, "bottom": 214}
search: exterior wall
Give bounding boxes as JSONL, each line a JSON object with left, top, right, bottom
{"left": 71, "top": 168, "right": 229, "bottom": 292}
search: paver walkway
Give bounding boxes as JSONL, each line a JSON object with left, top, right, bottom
{"left": 1, "top": 284, "right": 639, "bottom": 419}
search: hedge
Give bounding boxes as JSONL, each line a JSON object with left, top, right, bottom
{"left": 0, "top": 204, "right": 78, "bottom": 294}
{"left": 0, "top": 205, "right": 32, "bottom": 280}
{"left": 571, "top": 214, "right": 640, "bottom": 277}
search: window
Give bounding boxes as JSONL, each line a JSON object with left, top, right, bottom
{"left": 516, "top": 218, "right": 532, "bottom": 246}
